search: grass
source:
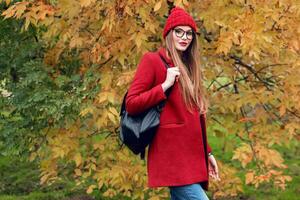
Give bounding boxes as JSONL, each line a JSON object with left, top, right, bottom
{"left": 0, "top": 191, "right": 67, "bottom": 200}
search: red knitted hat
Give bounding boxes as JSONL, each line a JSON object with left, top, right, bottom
{"left": 163, "top": 6, "right": 197, "bottom": 39}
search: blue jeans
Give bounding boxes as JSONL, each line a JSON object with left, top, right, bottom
{"left": 169, "top": 183, "right": 209, "bottom": 200}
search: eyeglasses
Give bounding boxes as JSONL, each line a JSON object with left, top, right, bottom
{"left": 173, "top": 28, "right": 194, "bottom": 40}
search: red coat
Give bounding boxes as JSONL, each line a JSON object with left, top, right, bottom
{"left": 126, "top": 47, "right": 212, "bottom": 190}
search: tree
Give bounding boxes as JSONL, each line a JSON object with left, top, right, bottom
{"left": 1, "top": 0, "right": 299, "bottom": 199}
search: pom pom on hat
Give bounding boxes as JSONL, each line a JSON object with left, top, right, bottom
{"left": 163, "top": 6, "right": 197, "bottom": 39}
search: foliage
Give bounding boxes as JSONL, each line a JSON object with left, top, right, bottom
{"left": 0, "top": 5, "right": 99, "bottom": 157}
{"left": 1, "top": 0, "right": 300, "bottom": 199}
{"left": 0, "top": 154, "right": 73, "bottom": 199}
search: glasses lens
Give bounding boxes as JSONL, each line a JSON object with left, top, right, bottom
{"left": 174, "top": 29, "right": 184, "bottom": 38}
{"left": 174, "top": 29, "right": 193, "bottom": 40}
{"left": 186, "top": 31, "right": 193, "bottom": 40}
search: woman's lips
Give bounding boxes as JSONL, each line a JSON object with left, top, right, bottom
{"left": 179, "top": 42, "right": 187, "bottom": 46}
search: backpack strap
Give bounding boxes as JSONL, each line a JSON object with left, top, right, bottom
{"left": 119, "top": 91, "right": 128, "bottom": 116}
{"left": 120, "top": 54, "right": 174, "bottom": 115}
{"left": 157, "top": 54, "right": 173, "bottom": 109}
{"left": 119, "top": 53, "right": 175, "bottom": 160}
{"left": 139, "top": 54, "right": 174, "bottom": 160}
{"left": 158, "top": 53, "right": 169, "bottom": 68}
{"left": 140, "top": 149, "right": 145, "bottom": 160}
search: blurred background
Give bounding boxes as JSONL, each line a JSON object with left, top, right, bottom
{"left": 0, "top": 0, "right": 299, "bottom": 199}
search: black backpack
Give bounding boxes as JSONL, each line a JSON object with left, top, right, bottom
{"left": 119, "top": 54, "right": 173, "bottom": 159}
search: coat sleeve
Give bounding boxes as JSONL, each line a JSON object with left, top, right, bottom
{"left": 207, "top": 143, "right": 212, "bottom": 154}
{"left": 203, "top": 113, "right": 212, "bottom": 154}
{"left": 125, "top": 53, "right": 167, "bottom": 115}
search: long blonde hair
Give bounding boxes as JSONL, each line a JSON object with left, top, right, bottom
{"left": 164, "top": 30, "right": 209, "bottom": 115}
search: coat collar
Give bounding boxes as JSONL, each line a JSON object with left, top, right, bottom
{"left": 158, "top": 47, "right": 175, "bottom": 67}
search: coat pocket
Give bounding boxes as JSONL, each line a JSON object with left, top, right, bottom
{"left": 159, "top": 122, "right": 185, "bottom": 128}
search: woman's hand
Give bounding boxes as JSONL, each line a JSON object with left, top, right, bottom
{"left": 208, "top": 154, "right": 220, "bottom": 181}
{"left": 161, "top": 67, "right": 180, "bottom": 92}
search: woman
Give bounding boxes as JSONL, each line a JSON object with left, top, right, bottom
{"left": 125, "top": 7, "right": 219, "bottom": 200}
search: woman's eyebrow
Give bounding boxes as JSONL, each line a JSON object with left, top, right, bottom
{"left": 177, "top": 28, "right": 192, "bottom": 31}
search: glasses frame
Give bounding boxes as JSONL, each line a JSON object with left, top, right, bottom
{"left": 173, "top": 28, "right": 194, "bottom": 40}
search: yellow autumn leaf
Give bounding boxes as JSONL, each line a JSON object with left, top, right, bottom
{"left": 40, "top": 174, "right": 50, "bottom": 185}
{"left": 29, "top": 152, "right": 37, "bottom": 162}
{"left": 98, "top": 180, "right": 104, "bottom": 189}
{"left": 14, "top": 2, "right": 28, "bottom": 19}
{"left": 74, "top": 153, "right": 82, "bottom": 167}
{"left": 96, "top": 111, "right": 108, "bottom": 128}
{"left": 86, "top": 184, "right": 96, "bottom": 194}
{"left": 279, "top": 105, "right": 286, "bottom": 116}
{"left": 79, "top": 0, "right": 95, "bottom": 7}
{"left": 107, "top": 92, "right": 116, "bottom": 104}
{"left": 1, "top": 4, "right": 17, "bottom": 19}
{"left": 52, "top": 147, "right": 65, "bottom": 158}
{"left": 23, "top": 13, "right": 31, "bottom": 30}
{"left": 103, "top": 188, "right": 117, "bottom": 198}
{"left": 93, "top": 142, "right": 105, "bottom": 151}
{"left": 80, "top": 106, "right": 94, "bottom": 117}
{"left": 153, "top": 0, "right": 162, "bottom": 12}
{"left": 75, "top": 168, "right": 82, "bottom": 176}
{"left": 245, "top": 171, "right": 255, "bottom": 185}
{"left": 104, "top": 50, "right": 110, "bottom": 59}
{"left": 232, "top": 143, "right": 253, "bottom": 168}
{"left": 96, "top": 92, "right": 108, "bottom": 104}
{"left": 107, "top": 112, "right": 116, "bottom": 124}
{"left": 135, "top": 32, "right": 145, "bottom": 48}
{"left": 183, "top": 0, "right": 189, "bottom": 6}
{"left": 109, "top": 106, "right": 119, "bottom": 116}
{"left": 216, "top": 32, "right": 233, "bottom": 55}
{"left": 5, "top": 0, "right": 12, "bottom": 6}
{"left": 124, "top": 6, "right": 134, "bottom": 16}
{"left": 149, "top": 196, "right": 160, "bottom": 200}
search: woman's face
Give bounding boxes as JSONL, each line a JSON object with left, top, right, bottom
{"left": 172, "top": 25, "right": 194, "bottom": 52}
